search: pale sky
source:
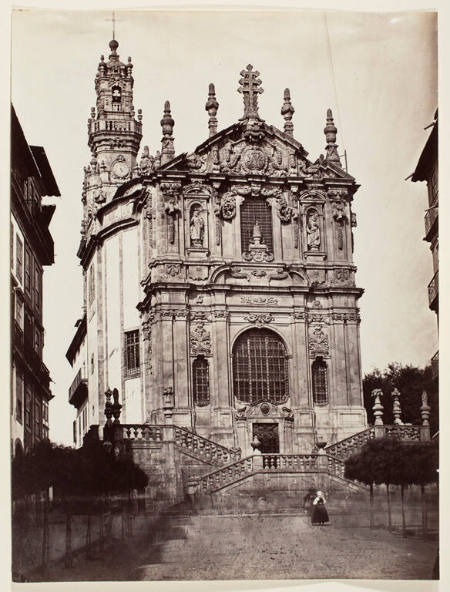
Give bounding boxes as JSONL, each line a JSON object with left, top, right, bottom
{"left": 10, "top": 8, "right": 437, "bottom": 446}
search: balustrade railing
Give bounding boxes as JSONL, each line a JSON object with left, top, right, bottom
{"left": 424, "top": 205, "right": 438, "bottom": 237}
{"left": 121, "top": 424, "right": 163, "bottom": 442}
{"left": 384, "top": 425, "right": 421, "bottom": 441}
{"left": 90, "top": 119, "right": 142, "bottom": 135}
{"left": 261, "top": 454, "right": 319, "bottom": 471}
{"left": 325, "top": 427, "right": 375, "bottom": 461}
{"left": 174, "top": 426, "right": 241, "bottom": 465}
{"left": 428, "top": 270, "right": 438, "bottom": 308}
{"left": 327, "top": 455, "right": 346, "bottom": 479}
{"left": 200, "top": 456, "right": 254, "bottom": 493}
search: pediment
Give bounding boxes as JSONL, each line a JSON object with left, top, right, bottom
{"left": 160, "top": 120, "right": 354, "bottom": 182}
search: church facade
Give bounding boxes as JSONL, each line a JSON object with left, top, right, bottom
{"left": 67, "top": 39, "right": 367, "bottom": 458}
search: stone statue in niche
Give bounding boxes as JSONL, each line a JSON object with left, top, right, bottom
{"left": 306, "top": 210, "right": 321, "bottom": 251}
{"left": 190, "top": 206, "right": 205, "bottom": 247}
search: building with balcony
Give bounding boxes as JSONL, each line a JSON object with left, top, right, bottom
{"left": 11, "top": 105, "right": 60, "bottom": 455}
{"left": 410, "top": 109, "right": 438, "bottom": 381}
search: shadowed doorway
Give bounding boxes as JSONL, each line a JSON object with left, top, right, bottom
{"left": 252, "top": 423, "right": 279, "bottom": 453}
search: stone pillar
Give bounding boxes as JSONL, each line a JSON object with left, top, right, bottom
{"left": 371, "top": 388, "right": 385, "bottom": 438}
{"left": 391, "top": 388, "right": 403, "bottom": 425}
{"left": 420, "top": 390, "right": 431, "bottom": 440}
{"left": 173, "top": 312, "right": 189, "bottom": 410}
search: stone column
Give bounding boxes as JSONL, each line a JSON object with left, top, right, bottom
{"left": 371, "top": 388, "right": 385, "bottom": 438}
{"left": 173, "top": 311, "right": 190, "bottom": 411}
{"left": 391, "top": 388, "right": 403, "bottom": 425}
{"left": 420, "top": 391, "right": 431, "bottom": 440}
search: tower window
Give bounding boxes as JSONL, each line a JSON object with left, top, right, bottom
{"left": 240, "top": 198, "right": 273, "bottom": 254}
{"left": 112, "top": 85, "right": 122, "bottom": 103}
{"left": 125, "top": 330, "right": 140, "bottom": 376}
{"left": 193, "top": 356, "right": 210, "bottom": 406}
{"left": 312, "top": 357, "right": 328, "bottom": 405}
{"left": 233, "top": 329, "right": 288, "bottom": 405}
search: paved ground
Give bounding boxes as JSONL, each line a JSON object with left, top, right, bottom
{"left": 30, "top": 510, "right": 438, "bottom": 582}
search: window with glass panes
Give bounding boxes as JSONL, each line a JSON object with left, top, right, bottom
{"left": 233, "top": 329, "right": 288, "bottom": 404}
{"left": 15, "top": 235, "right": 23, "bottom": 284}
{"left": 125, "top": 330, "right": 140, "bottom": 376}
{"left": 24, "top": 247, "right": 32, "bottom": 295}
{"left": 312, "top": 358, "right": 328, "bottom": 405}
{"left": 34, "top": 399, "right": 42, "bottom": 440}
{"left": 240, "top": 198, "right": 273, "bottom": 254}
{"left": 193, "top": 357, "right": 210, "bottom": 406}
{"left": 25, "top": 384, "right": 32, "bottom": 428}
{"left": 15, "top": 370, "right": 23, "bottom": 423}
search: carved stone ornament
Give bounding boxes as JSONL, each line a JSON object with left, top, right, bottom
{"left": 243, "top": 220, "right": 274, "bottom": 262}
{"left": 308, "top": 324, "right": 329, "bottom": 357}
{"left": 244, "top": 312, "right": 274, "bottom": 327}
{"left": 190, "top": 311, "right": 208, "bottom": 321}
{"left": 161, "top": 183, "right": 181, "bottom": 244}
{"left": 190, "top": 206, "right": 205, "bottom": 247}
{"left": 220, "top": 190, "right": 237, "bottom": 220}
{"left": 277, "top": 194, "right": 296, "bottom": 223}
{"left": 240, "top": 295, "right": 278, "bottom": 305}
{"left": 188, "top": 265, "right": 209, "bottom": 281}
{"left": 306, "top": 209, "right": 321, "bottom": 251}
{"left": 190, "top": 322, "right": 212, "bottom": 356}
{"left": 166, "top": 263, "right": 181, "bottom": 277}
{"left": 251, "top": 269, "right": 267, "bottom": 278}
{"left": 292, "top": 311, "right": 305, "bottom": 320}
{"left": 334, "top": 268, "right": 351, "bottom": 283}
{"left": 240, "top": 146, "right": 268, "bottom": 174}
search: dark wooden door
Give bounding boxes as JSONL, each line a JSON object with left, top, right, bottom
{"left": 252, "top": 423, "right": 279, "bottom": 453}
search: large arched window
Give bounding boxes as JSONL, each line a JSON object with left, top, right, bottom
{"left": 312, "top": 357, "right": 328, "bottom": 405}
{"left": 233, "top": 329, "right": 288, "bottom": 404}
{"left": 240, "top": 198, "right": 273, "bottom": 254}
{"left": 193, "top": 356, "right": 210, "bottom": 406}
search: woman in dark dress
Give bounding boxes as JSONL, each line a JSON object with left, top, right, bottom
{"left": 311, "top": 490, "right": 329, "bottom": 525}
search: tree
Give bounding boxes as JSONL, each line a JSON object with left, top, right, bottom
{"left": 363, "top": 362, "right": 438, "bottom": 434}
{"left": 345, "top": 438, "right": 404, "bottom": 530}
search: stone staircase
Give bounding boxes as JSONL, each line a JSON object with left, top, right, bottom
{"left": 324, "top": 424, "right": 423, "bottom": 461}
{"left": 197, "top": 453, "right": 364, "bottom": 494}
{"left": 120, "top": 422, "right": 426, "bottom": 497}
{"left": 120, "top": 423, "right": 241, "bottom": 466}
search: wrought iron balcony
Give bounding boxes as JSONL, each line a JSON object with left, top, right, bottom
{"left": 428, "top": 270, "right": 439, "bottom": 311}
{"left": 424, "top": 206, "right": 438, "bottom": 241}
{"left": 431, "top": 350, "right": 439, "bottom": 381}
{"left": 68, "top": 367, "right": 88, "bottom": 408}
{"left": 12, "top": 321, "right": 24, "bottom": 348}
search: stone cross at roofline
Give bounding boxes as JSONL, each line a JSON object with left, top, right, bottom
{"left": 238, "top": 64, "right": 264, "bottom": 120}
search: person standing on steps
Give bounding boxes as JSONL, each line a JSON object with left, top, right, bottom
{"left": 311, "top": 490, "right": 329, "bottom": 526}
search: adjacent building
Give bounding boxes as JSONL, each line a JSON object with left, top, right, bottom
{"left": 411, "top": 109, "right": 438, "bottom": 381}
{"left": 11, "top": 105, "right": 60, "bottom": 455}
{"left": 67, "top": 39, "right": 368, "bottom": 456}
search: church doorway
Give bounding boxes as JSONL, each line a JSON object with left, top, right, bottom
{"left": 252, "top": 423, "right": 279, "bottom": 453}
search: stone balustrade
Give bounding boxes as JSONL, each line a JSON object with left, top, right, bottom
{"left": 173, "top": 426, "right": 241, "bottom": 465}
{"left": 121, "top": 424, "right": 163, "bottom": 442}
{"left": 325, "top": 427, "right": 375, "bottom": 461}
{"left": 200, "top": 457, "right": 254, "bottom": 493}
{"left": 261, "top": 454, "right": 319, "bottom": 471}
{"left": 384, "top": 424, "right": 421, "bottom": 441}
{"left": 327, "top": 454, "right": 346, "bottom": 479}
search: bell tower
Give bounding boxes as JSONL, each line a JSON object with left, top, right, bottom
{"left": 84, "top": 38, "right": 143, "bottom": 207}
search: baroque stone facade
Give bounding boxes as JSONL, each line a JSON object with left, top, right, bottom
{"left": 67, "top": 41, "right": 367, "bottom": 455}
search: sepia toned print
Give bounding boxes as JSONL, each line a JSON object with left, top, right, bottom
{"left": 10, "top": 9, "right": 438, "bottom": 583}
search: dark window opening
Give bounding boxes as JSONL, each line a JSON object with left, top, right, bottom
{"left": 312, "top": 357, "right": 328, "bottom": 405}
{"left": 193, "top": 356, "right": 210, "bottom": 406}
{"left": 233, "top": 329, "right": 288, "bottom": 405}
{"left": 240, "top": 198, "right": 273, "bottom": 254}
{"left": 125, "top": 330, "right": 140, "bottom": 376}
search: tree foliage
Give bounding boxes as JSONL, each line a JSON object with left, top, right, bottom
{"left": 363, "top": 362, "right": 438, "bottom": 434}
{"left": 345, "top": 438, "right": 438, "bottom": 488}
{"left": 11, "top": 438, "right": 149, "bottom": 501}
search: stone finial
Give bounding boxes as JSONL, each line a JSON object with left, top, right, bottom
{"left": 324, "top": 108, "right": 341, "bottom": 165}
{"left": 238, "top": 64, "right": 264, "bottom": 120}
{"left": 160, "top": 101, "right": 175, "bottom": 164}
{"left": 420, "top": 390, "right": 431, "bottom": 426}
{"left": 205, "top": 82, "right": 219, "bottom": 137}
{"left": 371, "top": 388, "right": 384, "bottom": 426}
{"left": 281, "top": 88, "right": 295, "bottom": 136}
{"left": 391, "top": 387, "right": 403, "bottom": 425}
